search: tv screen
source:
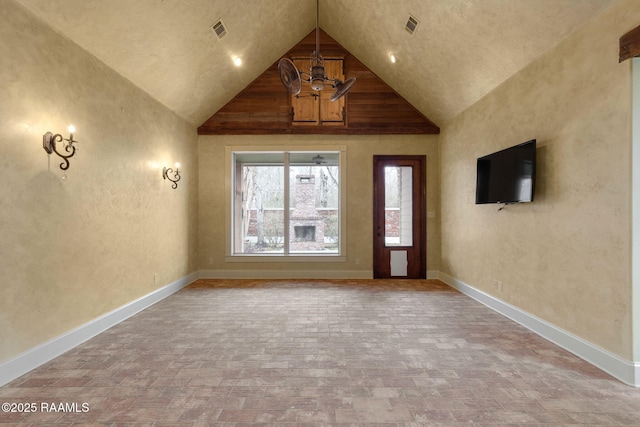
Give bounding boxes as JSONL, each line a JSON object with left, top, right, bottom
{"left": 475, "top": 139, "right": 536, "bottom": 204}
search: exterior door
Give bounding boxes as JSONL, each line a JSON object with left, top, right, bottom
{"left": 373, "top": 155, "right": 426, "bottom": 279}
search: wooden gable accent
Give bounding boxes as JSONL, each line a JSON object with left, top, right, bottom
{"left": 197, "top": 29, "right": 439, "bottom": 135}
{"left": 620, "top": 24, "right": 640, "bottom": 62}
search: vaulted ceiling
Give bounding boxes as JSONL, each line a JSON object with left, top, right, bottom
{"left": 16, "top": 0, "right": 616, "bottom": 127}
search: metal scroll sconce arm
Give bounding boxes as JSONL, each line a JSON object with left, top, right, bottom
{"left": 43, "top": 127, "right": 77, "bottom": 171}
{"left": 163, "top": 166, "right": 181, "bottom": 189}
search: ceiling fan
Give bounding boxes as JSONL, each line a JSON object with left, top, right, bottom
{"left": 277, "top": 0, "right": 356, "bottom": 102}
{"left": 312, "top": 154, "right": 327, "bottom": 165}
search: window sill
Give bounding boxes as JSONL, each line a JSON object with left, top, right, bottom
{"left": 225, "top": 255, "right": 347, "bottom": 263}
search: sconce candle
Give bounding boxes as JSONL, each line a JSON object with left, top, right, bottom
{"left": 42, "top": 124, "right": 78, "bottom": 171}
{"left": 162, "top": 163, "right": 181, "bottom": 189}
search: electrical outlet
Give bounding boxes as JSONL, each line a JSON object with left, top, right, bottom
{"left": 209, "top": 257, "right": 214, "bottom": 265}
{"left": 153, "top": 274, "right": 158, "bottom": 285}
{"left": 355, "top": 257, "right": 360, "bottom": 265}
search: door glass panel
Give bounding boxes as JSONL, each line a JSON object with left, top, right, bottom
{"left": 385, "top": 166, "right": 413, "bottom": 246}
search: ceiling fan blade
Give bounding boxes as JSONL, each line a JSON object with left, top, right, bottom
{"left": 278, "top": 58, "right": 302, "bottom": 95}
{"left": 330, "top": 77, "right": 356, "bottom": 101}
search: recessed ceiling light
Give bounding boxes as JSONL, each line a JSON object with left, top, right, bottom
{"left": 233, "top": 57, "right": 242, "bottom": 66}
{"left": 389, "top": 53, "right": 397, "bottom": 64}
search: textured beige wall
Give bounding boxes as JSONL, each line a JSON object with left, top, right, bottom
{"left": 440, "top": 0, "right": 637, "bottom": 359}
{"left": 199, "top": 135, "right": 439, "bottom": 276}
{"left": 0, "top": 1, "right": 198, "bottom": 362}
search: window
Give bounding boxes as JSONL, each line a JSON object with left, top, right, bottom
{"left": 231, "top": 150, "right": 342, "bottom": 257}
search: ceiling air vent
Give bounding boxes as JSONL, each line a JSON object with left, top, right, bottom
{"left": 404, "top": 15, "right": 419, "bottom": 35}
{"left": 211, "top": 19, "right": 227, "bottom": 39}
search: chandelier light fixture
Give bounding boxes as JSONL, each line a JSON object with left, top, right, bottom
{"left": 277, "top": 0, "right": 356, "bottom": 102}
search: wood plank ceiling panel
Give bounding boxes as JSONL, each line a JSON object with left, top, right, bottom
{"left": 620, "top": 24, "right": 640, "bottom": 62}
{"left": 197, "top": 29, "right": 439, "bottom": 135}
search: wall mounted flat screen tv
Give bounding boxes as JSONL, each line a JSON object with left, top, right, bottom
{"left": 475, "top": 139, "right": 536, "bottom": 204}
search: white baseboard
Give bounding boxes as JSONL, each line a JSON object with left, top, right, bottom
{"left": 439, "top": 272, "right": 640, "bottom": 388}
{"left": 199, "top": 269, "right": 374, "bottom": 279}
{"left": 0, "top": 272, "right": 198, "bottom": 387}
{"left": 200, "top": 269, "right": 439, "bottom": 280}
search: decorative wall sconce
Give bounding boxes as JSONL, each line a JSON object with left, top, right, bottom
{"left": 43, "top": 125, "right": 78, "bottom": 171}
{"left": 162, "top": 163, "right": 181, "bottom": 189}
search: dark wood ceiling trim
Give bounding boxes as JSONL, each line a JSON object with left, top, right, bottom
{"left": 198, "top": 29, "right": 439, "bottom": 135}
{"left": 620, "top": 24, "right": 640, "bottom": 62}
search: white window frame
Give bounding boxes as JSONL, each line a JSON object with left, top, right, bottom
{"left": 225, "top": 145, "right": 347, "bottom": 262}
